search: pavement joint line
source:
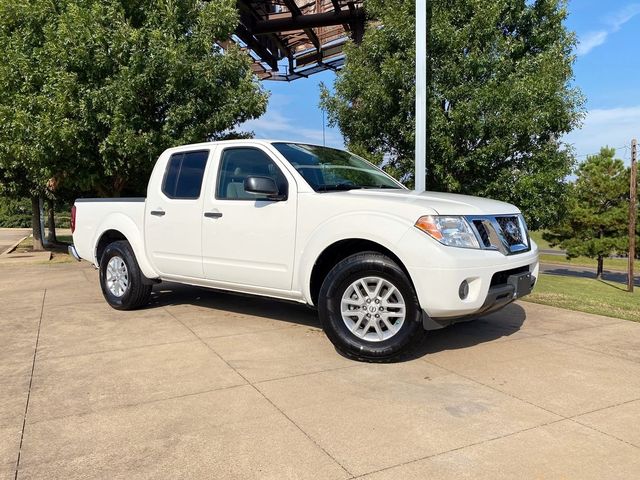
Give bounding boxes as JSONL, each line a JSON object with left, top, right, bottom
{"left": 351, "top": 417, "right": 568, "bottom": 479}
{"left": 13, "top": 289, "right": 46, "bottom": 480}
{"left": 253, "top": 363, "right": 361, "bottom": 386}
{"left": 566, "top": 396, "right": 640, "bottom": 420}
{"left": 569, "top": 416, "right": 640, "bottom": 451}
{"left": 195, "top": 324, "right": 302, "bottom": 341}
{"left": 423, "top": 357, "right": 566, "bottom": 420}
{"left": 162, "top": 306, "right": 355, "bottom": 478}
{"left": 36, "top": 338, "right": 200, "bottom": 361}
{"left": 24, "top": 383, "right": 250, "bottom": 427}
{"left": 540, "top": 334, "right": 640, "bottom": 365}
{"left": 425, "top": 355, "right": 640, "bottom": 447}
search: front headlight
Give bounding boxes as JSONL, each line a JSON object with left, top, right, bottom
{"left": 415, "top": 215, "right": 480, "bottom": 249}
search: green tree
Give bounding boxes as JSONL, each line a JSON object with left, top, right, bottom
{"left": 0, "top": 0, "right": 54, "bottom": 249}
{"left": 0, "top": 0, "right": 267, "bottom": 248}
{"left": 544, "top": 147, "right": 630, "bottom": 278}
{"left": 322, "top": 0, "right": 584, "bottom": 229}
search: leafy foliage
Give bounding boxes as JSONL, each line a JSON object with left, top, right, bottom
{"left": 0, "top": 0, "right": 268, "bottom": 197}
{"left": 0, "top": 196, "right": 31, "bottom": 228}
{"left": 322, "top": 0, "right": 584, "bottom": 228}
{"left": 544, "top": 147, "right": 635, "bottom": 276}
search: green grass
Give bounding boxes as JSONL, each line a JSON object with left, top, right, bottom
{"left": 14, "top": 234, "right": 75, "bottom": 264}
{"left": 529, "top": 230, "right": 557, "bottom": 251}
{"left": 539, "top": 253, "right": 639, "bottom": 273}
{"left": 530, "top": 230, "right": 638, "bottom": 272}
{"left": 523, "top": 274, "right": 640, "bottom": 322}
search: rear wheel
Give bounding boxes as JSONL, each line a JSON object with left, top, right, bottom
{"left": 99, "top": 240, "right": 152, "bottom": 310}
{"left": 318, "top": 252, "right": 424, "bottom": 362}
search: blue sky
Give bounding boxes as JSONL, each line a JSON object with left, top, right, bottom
{"left": 245, "top": 1, "right": 640, "bottom": 164}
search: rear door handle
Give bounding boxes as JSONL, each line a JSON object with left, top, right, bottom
{"left": 150, "top": 210, "right": 166, "bottom": 217}
{"left": 204, "top": 212, "right": 223, "bottom": 219}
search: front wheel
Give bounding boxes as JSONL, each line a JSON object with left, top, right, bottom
{"left": 99, "top": 240, "right": 152, "bottom": 310}
{"left": 318, "top": 252, "right": 424, "bottom": 362}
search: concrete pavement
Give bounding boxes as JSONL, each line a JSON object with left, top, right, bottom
{"left": 0, "top": 228, "right": 30, "bottom": 255}
{"left": 1, "top": 262, "right": 640, "bottom": 479}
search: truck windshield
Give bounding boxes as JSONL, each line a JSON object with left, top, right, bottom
{"left": 272, "top": 143, "right": 405, "bottom": 192}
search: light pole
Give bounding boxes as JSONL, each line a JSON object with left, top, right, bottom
{"left": 414, "top": 0, "right": 427, "bottom": 193}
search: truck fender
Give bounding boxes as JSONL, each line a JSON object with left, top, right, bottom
{"left": 92, "top": 213, "right": 159, "bottom": 280}
{"left": 295, "top": 212, "right": 414, "bottom": 305}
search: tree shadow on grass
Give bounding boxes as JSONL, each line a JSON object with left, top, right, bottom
{"left": 598, "top": 279, "right": 631, "bottom": 292}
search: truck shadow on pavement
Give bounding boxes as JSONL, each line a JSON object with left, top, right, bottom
{"left": 147, "top": 282, "right": 527, "bottom": 361}
{"left": 148, "top": 282, "right": 321, "bottom": 328}
{"left": 403, "top": 303, "right": 527, "bottom": 361}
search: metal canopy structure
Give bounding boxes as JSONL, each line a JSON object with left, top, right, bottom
{"left": 233, "top": 1, "right": 365, "bottom": 81}
{"left": 230, "top": 0, "right": 427, "bottom": 193}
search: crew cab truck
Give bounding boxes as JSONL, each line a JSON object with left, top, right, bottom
{"left": 70, "top": 140, "right": 539, "bottom": 361}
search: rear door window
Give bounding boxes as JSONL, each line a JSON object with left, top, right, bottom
{"left": 162, "top": 151, "right": 209, "bottom": 199}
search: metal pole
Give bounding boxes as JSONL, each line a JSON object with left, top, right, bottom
{"left": 322, "top": 108, "right": 326, "bottom": 146}
{"left": 414, "top": 0, "right": 427, "bottom": 193}
{"left": 629, "top": 139, "right": 637, "bottom": 292}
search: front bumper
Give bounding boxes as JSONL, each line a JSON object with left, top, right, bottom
{"left": 422, "top": 270, "right": 535, "bottom": 330}
{"left": 404, "top": 236, "right": 539, "bottom": 326}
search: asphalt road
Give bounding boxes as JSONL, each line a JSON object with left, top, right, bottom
{"left": 540, "top": 262, "right": 639, "bottom": 286}
{"left": 0, "top": 228, "right": 30, "bottom": 255}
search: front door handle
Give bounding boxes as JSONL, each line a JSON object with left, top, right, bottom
{"left": 150, "top": 210, "right": 166, "bottom": 217}
{"left": 204, "top": 212, "right": 223, "bottom": 219}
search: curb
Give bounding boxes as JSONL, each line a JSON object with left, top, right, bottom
{"left": 0, "top": 235, "right": 29, "bottom": 257}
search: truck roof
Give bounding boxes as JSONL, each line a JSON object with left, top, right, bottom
{"left": 163, "top": 139, "right": 331, "bottom": 154}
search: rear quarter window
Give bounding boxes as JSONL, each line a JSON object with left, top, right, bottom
{"left": 162, "top": 151, "right": 209, "bottom": 199}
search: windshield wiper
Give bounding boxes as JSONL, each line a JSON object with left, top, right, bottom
{"left": 362, "top": 184, "right": 402, "bottom": 189}
{"left": 316, "top": 183, "right": 363, "bottom": 192}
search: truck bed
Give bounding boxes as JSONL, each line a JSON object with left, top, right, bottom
{"left": 73, "top": 198, "right": 146, "bottom": 266}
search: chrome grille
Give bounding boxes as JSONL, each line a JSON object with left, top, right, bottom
{"left": 467, "top": 215, "right": 530, "bottom": 255}
{"left": 495, "top": 216, "right": 523, "bottom": 246}
{"left": 472, "top": 220, "right": 491, "bottom": 247}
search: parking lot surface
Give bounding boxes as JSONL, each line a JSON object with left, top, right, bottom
{"left": 1, "top": 262, "right": 640, "bottom": 479}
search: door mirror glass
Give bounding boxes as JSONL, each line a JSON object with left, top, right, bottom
{"left": 244, "top": 176, "right": 281, "bottom": 199}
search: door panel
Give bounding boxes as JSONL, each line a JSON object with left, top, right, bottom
{"left": 145, "top": 150, "right": 210, "bottom": 278}
{"left": 202, "top": 146, "right": 297, "bottom": 290}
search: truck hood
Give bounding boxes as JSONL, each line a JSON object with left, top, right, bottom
{"left": 337, "top": 189, "right": 520, "bottom": 216}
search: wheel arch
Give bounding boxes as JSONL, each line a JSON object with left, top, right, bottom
{"left": 92, "top": 214, "right": 158, "bottom": 279}
{"left": 308, "top": 238, "right": 415, "bottom": 307}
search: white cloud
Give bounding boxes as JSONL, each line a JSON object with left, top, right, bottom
{"left": 564, "top": 105, "right": 640, "bottom": 163}
{"left": 576, "top": 31, "right": 607, "bottom": 56}
{"left": 241, "top": 105, "right": 344, "bottom": 148}
{"left": 609, "top": 3, "right": 640, "bottom": 29}
{"left": 577, "top": 3, "right": 640, "bottom": 56}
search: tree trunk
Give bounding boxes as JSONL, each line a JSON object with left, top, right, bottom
{"left": 46, "top": 198, "right": 57, "bottom": 244}
{"left": 31, "top": 196, "right": 45, "bottom": 251}
{"left": 596, "top": 255, "right": 604, "bottom": 279}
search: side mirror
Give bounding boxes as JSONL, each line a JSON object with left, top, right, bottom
{"left": 244, "top": 176, "right": 284, "bottom": 200}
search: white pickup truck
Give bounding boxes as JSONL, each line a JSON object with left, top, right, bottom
{"left": 70, "top": 140, "right": 538, "bottom": 360}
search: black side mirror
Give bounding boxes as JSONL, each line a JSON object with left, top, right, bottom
{"left": 244, "top": 176, "right": 284, "bottom": 200}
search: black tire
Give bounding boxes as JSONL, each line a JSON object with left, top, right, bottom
{"left": 99, "top": 240, "right": 152, "bottom": 310}
{"left": 318, "top": 252, "right": 424, "bottom": 362}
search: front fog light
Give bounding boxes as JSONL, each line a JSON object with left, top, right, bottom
{"left": 459, "top": 280, "right": 469, "bottom": 300}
